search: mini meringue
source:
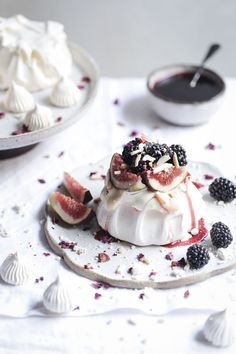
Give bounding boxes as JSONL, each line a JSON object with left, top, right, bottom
{"left": 23, "top": 104, "right": 53, "bottom": 131}
{"left": 0, "top": 252, "right": 31, "bottom": 285}
{"left": 4, "top": 81, "right": 35, "bottom": 113}
{"left": 43, "top": 275, "right": 76, "bottom": 313}
{"left": 50, "top": 77, "right": 81, "bottom": 107}
{"left": 204, "top": 308, "right": 234, "bottom": 347}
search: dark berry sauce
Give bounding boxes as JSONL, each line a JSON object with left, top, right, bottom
{"left": 152, "top": 72, "right": 222, "bottom": 103}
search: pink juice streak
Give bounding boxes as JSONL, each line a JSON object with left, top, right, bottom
{"left": 164, "top": 218, "right": 207, "bottom": 248}
{"left": 164, "top": 179, "right": 207, "bottom": 248}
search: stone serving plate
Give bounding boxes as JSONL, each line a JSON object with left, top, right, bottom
{"left": 0, "top": 42, "right": 99, "bottom": 156}
{"left": 44, "top": 158, "right": 236, "bottom": 289}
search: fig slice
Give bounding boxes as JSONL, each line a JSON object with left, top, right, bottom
{"left": 63, "top": 172, "right": 92, "bottom": 203}
{"left": 110, "top": 153, "right": 141, "bottom": 190}
{"left": 145, "top": 166, "right": 188, "bottom": 192}
{"left": 49, "top": 192, "right": 92, "bottom": 225}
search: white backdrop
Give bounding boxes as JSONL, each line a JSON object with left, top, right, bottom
{"left": 1, "top": 0, "right": 236, "bottom": 77}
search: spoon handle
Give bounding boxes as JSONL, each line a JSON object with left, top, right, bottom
{"left": 190, "top": 44, "right": 221, "bottom": 88}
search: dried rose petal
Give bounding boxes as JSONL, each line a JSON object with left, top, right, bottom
{"left": 43, "top": 252, "right": 50, "bottom": 257}
{"left": 149, "top": 271, "right": 157, "bottom": 277}
{"left": 204, "top": 174, "right": 214, "bottom": 180}
{"left": 113, "top": 98, "right": 120, "bottom": 105}
{"left": 55, "top": 117, "right": 62, "bottom": 123}
{"left": 94, "top": 230, "right": 118, "bottom": 244}
{"left": 84, "top": 263, "right": 93, "bottom": 270}
{"left": 0, "top": 112, "right": 5, "bottom": 118}
{"left": 98, "top": 252, "right": 110, "bottom": 262}
{"left": 59, "top": 240, "right": 77, "bottom": 250}
{"left": 38, "top": 178, "right": 46, "bottom": 184}
{"left": 58, "top": 151, "right": 64, "bottom": 158}
{"left": 77, "top": 85, "right": 85, "bottom": 90}
{"left": 192, "top": 181, "right": 204, "bottom": 189}
{"left": 129, "top": 130, "right": 138, "bottom": 137}
{"left": 81, "top": 76, "right": 91, "bottom": 83}
{"left": 137, "top": 253, "right": 145, "bottom": 262}
{"left": 95, "top": 293, "right": 102, "bottom": 300}
{"left": 184, "top": 290, "right": 190, "bottom": 298}
{"left": 205, "top": 143, "right": 215, "bottom": 150}
{"left": 171, "top": 257, "right": 187, "bottom": 268}
{"left": 139, "top": 293, "right": 145, "bottom": 300}
{"left": 165, "top": 252, "right": 174, "bottom": 261}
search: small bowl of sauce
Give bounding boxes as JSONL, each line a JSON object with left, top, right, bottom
{"left": 147, "top": 64, "right": 225, "bottom": 126}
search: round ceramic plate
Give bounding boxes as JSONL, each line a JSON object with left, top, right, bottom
{"left": 44, "top": 158, "right": 236, "bottom": 289}
{"left": 0, "top": 42, "right": 99, "bottom": 150}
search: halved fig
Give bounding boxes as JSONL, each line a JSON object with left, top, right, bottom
{"left": 63, "top": 172, "right": 92, "bottom": 203}
{"left": 49, "top": 192, "right": 92, "bottom": 225}
{"left": 144, "top": 166, "right": 188, "bottom": 192}
{"left": 110, "top": 153, "right": 140, "bottom": 190}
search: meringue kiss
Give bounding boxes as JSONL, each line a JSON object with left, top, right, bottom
{"left": 0, "top": 252, "right": 31, "bottom": 285}
{"left": 43, "top": 275, "right": 77, "bottom": 313}
{"left": 23, "top": 104, "right": 53, "bottom": 131}
{"left": 204, "top": 308, "right": 234, "bottom": 347}
{"left": 50, "top": 77, "right": 81, "bottom": 108}
{"left": 4, "top": 81, "right": 35, "bottom": 113}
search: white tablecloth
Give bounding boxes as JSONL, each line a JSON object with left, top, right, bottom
{"left": 0, "top": 78, "right": 236, "bottom": 353}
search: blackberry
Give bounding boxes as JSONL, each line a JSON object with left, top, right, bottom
{"left": 122, "top": 138, "right": 143, "bottom": 165}
{"left": 145, "top": 143, "right": 169, "bottom": 161}
{"left": 209, "top": 177, "right": 236, "bottom": 203}
{"left": 186, "top": 244, "right": 210, "bottom": 269}
{"left": 169, "top": 144, "right": 187, "bottom": 166}
{"left": 131, "top": 159, "right": 150, "bottom": 174}
{"left": 210, "top": 222, "right": 233, "bottom": 248}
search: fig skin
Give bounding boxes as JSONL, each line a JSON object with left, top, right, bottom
{"left": 110, "top": 153, "right": 140, "bottom": 190}
{"left": 63, "top": 172, "right": 93, "bottom": 203}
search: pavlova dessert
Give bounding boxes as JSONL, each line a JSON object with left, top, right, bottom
{"left": 48, "top": 137, "right": 235, "bottom": 274}
{"left": 96, "top": 137, "right": 205, "bottom": 246}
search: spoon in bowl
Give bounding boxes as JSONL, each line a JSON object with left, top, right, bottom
{"left": 190, "top": 43, "right": 221, "bottom": 88}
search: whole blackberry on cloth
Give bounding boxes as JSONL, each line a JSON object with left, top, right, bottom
{"left": 169, "top": 144, "right": 187, "bottom": 166}
{"left": 122, "top": 138, "right": 143, "bottom": 165}
{"left": 210, "top": 222, "right": 233, "bottom": 248}
{"left": 186, "top": 244, "right": 210, "bottom": 269}
{"left": 209, "top": 177, "right": 236, "bottom": 203}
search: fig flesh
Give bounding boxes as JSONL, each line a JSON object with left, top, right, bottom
{"left": 49, "top": 192, "right": 92, "bottom": 225}
{"left": 145, "top": 166, "right": 188, "bottom": 192}
{"left": 110, "top": 153, "right": 140, "bottom": 190}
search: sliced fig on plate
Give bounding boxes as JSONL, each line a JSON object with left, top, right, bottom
{"left": 144, "top": 166, "right": 188, "bottom": 192}
{"left": 110, "top": 153, "right": 140, "bottom": 190}
{"left": 63, "top": 172, "right": 92, "bottom": 203}
{"left": 49, "top": 192, "right": 92, "bottom": 225}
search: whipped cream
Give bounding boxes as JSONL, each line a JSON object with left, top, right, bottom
{"left": 96, "top": 177, "right": 205, "bottom": 246}
{"left": 0, "top": 15, "right": 72, "bottom": 91}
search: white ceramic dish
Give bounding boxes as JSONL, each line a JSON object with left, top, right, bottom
{"left": 0, "top": 42, "right": 99, "bottom": 151}
{"left": 147, "top": 64, "right": 225, "bottom": 126}
{"left": 44, "top": 158, "right": 236, "bottom": 289}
